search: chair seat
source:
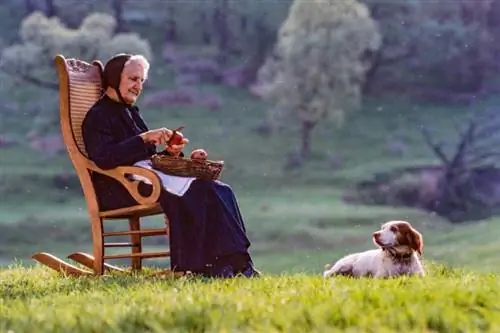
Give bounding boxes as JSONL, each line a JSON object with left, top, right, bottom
{"left": 100, "top": 203, "right": 163, "bottom": 219}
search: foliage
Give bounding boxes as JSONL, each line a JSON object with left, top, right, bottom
{"left": 5, "top": 0, "right": 500, "bottom": 98}
{"left": 409, "top": 0, "right": 495, "bottom": 93}
{"left": 1, "top": 263, "right": 500, "bottom": 332}
{"left": 359, "top": 0, "right": 423, "bottom": 93}
{"left": 0, "top": 11, "right": 152, "bottom": 90}
{"left": 256, "top": 0, "right": 381, "bottom": 156}
{"left": 362, "top": 0, "right": 497, "bottom": 96}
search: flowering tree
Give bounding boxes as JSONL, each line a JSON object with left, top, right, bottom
{"left": 0, "top": 11, "right": 152, "bottom": 90}
{"left": 257, "top": 0, "right": 381, "bottom": 156}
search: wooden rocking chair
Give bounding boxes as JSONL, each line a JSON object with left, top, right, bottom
{"left": 32, "top": 54, "right": 177, "bottom": 277}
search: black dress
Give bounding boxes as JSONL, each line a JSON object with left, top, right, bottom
{"left": 81, "top": 94, "right": 257, "bottom": 277}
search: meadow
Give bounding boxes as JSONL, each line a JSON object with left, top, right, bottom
{"left": 1, "top": 263, "right": 499, "bottom": 332}
{"left": 2, "top": 78, "right": 500, "bottom": 274}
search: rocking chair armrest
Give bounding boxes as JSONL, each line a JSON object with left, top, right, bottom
{"left": 87, "top": 162, "right": 163, "bottom": 206}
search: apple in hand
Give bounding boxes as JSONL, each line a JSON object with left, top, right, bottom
{"left": 167, "top": 126, "right": 186, "bottom": 146}
{"left": 168, "top": 131, "right": 184, "bottom": 145}
{"left": 190, "top": 148, "right": 208, "bottom": 160}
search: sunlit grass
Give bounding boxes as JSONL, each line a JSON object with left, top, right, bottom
{"left": 1, "top": 263, "right": 499, "bottom": 332}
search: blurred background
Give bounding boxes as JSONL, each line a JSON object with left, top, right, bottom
{"left": 1, "top": 0, "right": 500, "bottom": 274}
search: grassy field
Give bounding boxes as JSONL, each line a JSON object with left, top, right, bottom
{"left": 1, "top": 263, "right": 499, "bottom": 332}
{"left": 3, "top": 74, "right": 500, "bottom": 274}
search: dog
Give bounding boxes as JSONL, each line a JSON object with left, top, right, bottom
{"left": 323, "top": 220, "right": 425, "bottom": 278}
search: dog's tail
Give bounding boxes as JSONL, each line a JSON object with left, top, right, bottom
{"left": 323, "top": 262, "right": 353, "bottom": 278}
{"left": 323, "top": 263, "right": 335, "bottom": 278}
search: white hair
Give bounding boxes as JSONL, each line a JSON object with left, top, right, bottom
{"left": 124, "top": 54, "right": 150, "bottom": 80}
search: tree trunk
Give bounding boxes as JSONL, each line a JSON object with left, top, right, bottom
{"left": 240, "top": 18, "right": 276, "bottom": 86}
{"left": 200, "top": 11, "right": 211, "bottom": 44}
{"left": 362, "top": 49, "right": 382, "bottom": 95}
{"left": 213, "top": 0, "right": 230, "bottom": 65}
{"left": 24, "top": 0, "right": 35, "bottom": 15}
{"left": 164, "top": 6, "right": 177, "bottom": 43}
{"left": 45, "top": 0, "right": 56, "bottom": 17}
{"left": 240, "top": 13, "right": 248, "bottom": 33}
{"left": 300, "top": 120, "right": 316, "bottom": 157}
{"left": 112, "top": 0, "right": 125, "bottom": 32}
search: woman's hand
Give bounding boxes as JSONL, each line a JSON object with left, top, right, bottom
{"left": 165, "top": 126, "right": 189, "bottom": 157}
{"left": 165, "top": 139, "right": 189, "bottom": 157}
{"left": 140, "top": 127, "right": 189, "bottom": 157}
{"left": 140, "top": 127, "right": 172, "bottom": 145}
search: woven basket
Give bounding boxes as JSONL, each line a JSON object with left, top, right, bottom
{"left": 150, "top": 154, "right": 224, "bottom": 180}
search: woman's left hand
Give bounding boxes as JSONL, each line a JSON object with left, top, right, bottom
{"left": 165, "top": 138, "right": 189, "bottom": 157}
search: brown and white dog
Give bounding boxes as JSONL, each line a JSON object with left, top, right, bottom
{"left": 323, "top": 220, "right": 425, "bottom": 278}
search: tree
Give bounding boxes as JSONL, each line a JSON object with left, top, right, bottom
{"left": 360, "top": 0, "right": 421, "bottom": 95}
{"left": 421, "top": 107, "right": 500, "bottom": 222}
{"left": 235, "top": 0, "right": 292, "bottom": 87}
{"left": 0, "top": 11, "right": 152, "bottom": 91}
{"left": 361, "top": 0, "right": 496, "bottom": 98}
{"left": 413, "top": 0, "right": 495, "bottom": 94}
{"left": 256, "top": 0, "right": 381, "bottom": 157}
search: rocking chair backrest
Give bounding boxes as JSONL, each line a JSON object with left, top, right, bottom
{"left": 55, "top": 54, "right": 103, "bottom": 157}
{"left": 54, "top": 54, "right": 104, "bottom": 217}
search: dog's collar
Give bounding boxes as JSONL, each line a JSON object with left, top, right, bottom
{"left": 383, "top": 246, "right": 414, "bottom": 261}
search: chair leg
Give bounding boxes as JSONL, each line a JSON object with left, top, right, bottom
{"left": 164, "top": 216, "right": 172, "bottom": 269}
{"left": 91, "top": 217, "right": 105, "bottom": 275}
{"left": 129, "top": 216, "right": 142, "bottom": 271}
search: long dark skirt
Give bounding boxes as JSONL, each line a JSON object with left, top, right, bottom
{"left": 95, "top": 176, "right": 252, "bottom": 273}
{"left": 159, "top": 179, "right": 251, "bottom": 272}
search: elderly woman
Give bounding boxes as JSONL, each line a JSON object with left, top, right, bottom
{"left": 81, "top": 53, "right": 259, "bottom": 278}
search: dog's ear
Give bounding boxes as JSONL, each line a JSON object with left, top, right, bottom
{"left": 406, "top": 228, "right": 423, "bottom": 255}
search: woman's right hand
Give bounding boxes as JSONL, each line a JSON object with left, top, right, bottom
{"left": 139, "top": 128, "right": 172, "bottom": 145}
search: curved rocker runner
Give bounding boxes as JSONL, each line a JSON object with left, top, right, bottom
{"left": 32, "top": 252, "right": 184, "bottom": 277}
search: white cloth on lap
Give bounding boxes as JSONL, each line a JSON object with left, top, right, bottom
{"left": 131, "top": 159, "right": 196, "bottom": 197}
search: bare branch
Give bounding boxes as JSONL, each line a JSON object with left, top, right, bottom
{"left": 466, "top": 152, "right": 500, "bottom": 168}
{"left": 448, "top": 120, "right": 476, "bottom": 169}
{"left": 471, "top": 121, "right": 500, "bottom": 141}
{"left": 379, "top": 45, "right": 415, "bottom": 66}
{"left": 420, "top": 126, "right": 450, "bottom": 164}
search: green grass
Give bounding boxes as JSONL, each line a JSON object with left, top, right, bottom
{"left": 5, "top": 186, "right": 500, "bottom": 275}
{"left": 1, "top": 263, "right": 499, "bottom": 332}
{"left": 3, "top": 84, "right": 500, "bottom": 273}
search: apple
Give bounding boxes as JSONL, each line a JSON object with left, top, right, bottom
{"left": 190, "top": 148, "right": 208, "bottom": 160}
{"left": 168, "top": 126, "right": 185, "bottom": 146}
{"left": 169, "top": 131, "right": 184, "bottom": 145}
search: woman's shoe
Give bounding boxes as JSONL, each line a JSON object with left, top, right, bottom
{"left": 240, "top": 263, "right": 261, "bottom": 277}
{"left": 207, "top": 264, "right": 236, "bottom": 278}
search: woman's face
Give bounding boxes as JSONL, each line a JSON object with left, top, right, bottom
{"left": 119, "top": 60, "right": 147, "bottom": 105}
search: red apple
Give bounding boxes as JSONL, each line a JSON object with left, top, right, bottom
{"left": 168, "top": 126, "right": 185, "bottom": 146}
{"left": 169, "top": 131, "right": 184, "bottom": 145}
{"left": 190, "top": 148, "right": 208, "bottom": 160}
